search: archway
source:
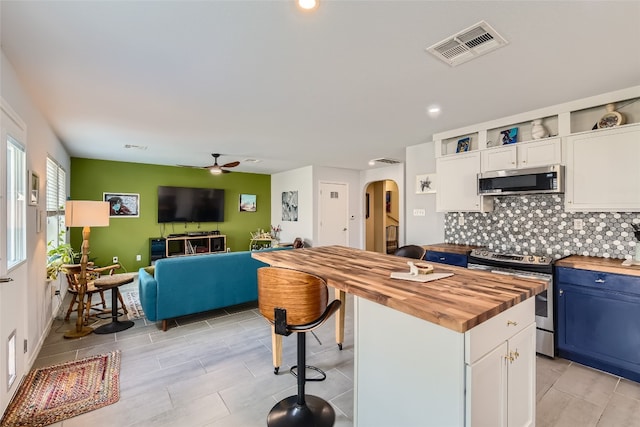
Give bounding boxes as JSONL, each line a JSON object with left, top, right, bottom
{"left": 364, "top": 180, "right": 399, "bottom": 254}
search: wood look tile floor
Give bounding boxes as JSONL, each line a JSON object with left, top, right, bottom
{"left": 28, "top": 283, "right": 640, "bottom": 427}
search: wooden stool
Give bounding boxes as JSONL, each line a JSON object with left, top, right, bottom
{"left": 258, "top": 267, "right": 341, "bottom": 427}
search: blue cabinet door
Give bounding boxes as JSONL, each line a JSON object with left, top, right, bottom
{"left": 556, "top": 267, "right": 640, "bottom": 382}
{"left": 425, "top": 250, "right": 467, "bottom": 267}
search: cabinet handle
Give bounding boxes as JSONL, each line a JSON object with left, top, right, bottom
{"left": 595, "top": 279, "right": 605, "bottom": 284}
{"left": 439, "top": 257, "right": 446, "bottom": 261}
{"left": 506, "top": 320, "right": 518, "bottom": 327}
{"left": 559, "top": 289, "right": 564, "bottom": 296}
{"left": 504, "top": 354, "right": 514, "bottom": 363}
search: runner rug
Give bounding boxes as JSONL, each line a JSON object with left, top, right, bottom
{"left": 121, "top": 290, "right": 145, "bottom": 320}
{"left": 0, "top": 351, "right": 121, "bottom": 427}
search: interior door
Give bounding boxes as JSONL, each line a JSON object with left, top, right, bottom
{"left": 318, "top": 182, "right": 348, "bottom": 246}
{"left": 0, "top": 101, "right": 28, "bottom": 414}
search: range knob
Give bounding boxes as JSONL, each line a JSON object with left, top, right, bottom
{"left": 539, "top": 256, "right": 547, "bottom": 263}
{"left": 528, "top": 256, "right": 536, "bottom": 262}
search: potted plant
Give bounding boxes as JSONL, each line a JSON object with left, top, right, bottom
{"left": 46, "top": 232, "right": 77, "bottom": 280}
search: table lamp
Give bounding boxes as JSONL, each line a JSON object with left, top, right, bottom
{"left": 63, "top": 200, "right": 110, "bottom": 338}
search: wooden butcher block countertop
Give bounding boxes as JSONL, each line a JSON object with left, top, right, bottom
{"left": 555, "top": 255, "right": 640, "bottom": 278}
{"left": 252, "top": 246, "right": 547, "bottom": 333}
{"left": 422, "top": 243, "right": 484, "bottom": 255}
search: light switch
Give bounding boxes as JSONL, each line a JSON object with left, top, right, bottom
{"left": 413, "top": 209, "right": 426, "bottom": 217}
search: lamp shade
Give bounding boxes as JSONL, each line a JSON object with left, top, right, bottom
{"left": 65, "top": 200, "right": 110, "bottom": 227}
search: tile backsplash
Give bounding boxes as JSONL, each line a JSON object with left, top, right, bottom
{"left": 444, "top": 194, "right": 639, "bottom": 259}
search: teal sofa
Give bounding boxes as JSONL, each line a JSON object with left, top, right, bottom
{"left": 138, "top": 247, "right": 291, "bottom": 331}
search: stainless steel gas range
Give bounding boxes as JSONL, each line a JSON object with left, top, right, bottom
{"left": 467, "top": 249, "right": 555, "bottom": 358}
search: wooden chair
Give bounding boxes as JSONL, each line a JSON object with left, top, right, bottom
{"left": 258, "top": 267, "right": 341, "bottom": 427}
{"left": 386, "top": 224, "right": 399, "bottom": 254}
{"left": 394, "top": 244, "right": 426, "bottom": 260}
{"left": 62, "top": 263, "right": 128, "bottom": 325}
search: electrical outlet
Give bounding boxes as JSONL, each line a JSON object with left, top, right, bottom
{"left": 573, "top": 219, "right": 584, "bottom": 230}
{"left": 136, "top": 254, "right": 141, "bottom": 261}
{"left": 413, "top": 209, "right": 426, "bottom": 217}
{"left": 458, "top": 216, "right": 465, "bottom": 226}
{"left": 113, "top": 256, "right": 119, "bottom": 264}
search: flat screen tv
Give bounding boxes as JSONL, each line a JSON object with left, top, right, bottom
{"left": 157, "top": 186, "right": 225, "bottom": 223}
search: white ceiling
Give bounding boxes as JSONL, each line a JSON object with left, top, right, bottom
{"left": 2, "top": 1, "right": 639, "bottom": 174}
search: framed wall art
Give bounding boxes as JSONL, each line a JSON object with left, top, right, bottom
{"left": 416, "top": 173, "right": 436, "bottom": 194}
{"left": 500, "top": 127, "right": 518, "bottom": 145}
{"left": 456, "top": 137, "right": 470, "bottom": 153}
{"left": 29, "top": 171, "right": 39, "bottom": 206}
{"left": 239, "top": 194, "right": 257, "bottom": 212}
{"left": 103, "top": 192, "right": 140, "bottom": 217}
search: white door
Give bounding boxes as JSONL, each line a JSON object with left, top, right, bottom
{"left": 0, "top": 101, "right": 28, "bottom": 414}
{"left": 467, "top": 341, "right": 508, "bottom": 427}
{"left": 318, "top": 182, "right": 348, "bottom": 246}
{"left": 507, "top": 323, "right": 536, "bottom": 427}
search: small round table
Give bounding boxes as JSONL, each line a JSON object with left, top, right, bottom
{"left": 93, "top": 273, "right": 136, "bottom": 334}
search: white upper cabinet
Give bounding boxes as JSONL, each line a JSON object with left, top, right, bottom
{"left": 436, "top": 152, "right": 493, "bottom": 212}
{"left": 564, "top": 124, "right": 640, "bottom": 212}
{"left": 481, "top": 138, "right": 561, "bottom": 172}
{"left": 432, "top": 86, "right": 640, "bottom": 212}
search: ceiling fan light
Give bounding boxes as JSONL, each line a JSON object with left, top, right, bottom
{"left": 209, "top": 167, "right": 222, "bottom": 175}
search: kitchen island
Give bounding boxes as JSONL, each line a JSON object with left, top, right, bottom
{"left": 252, "top": 246, "right": 547, "bottom": 427}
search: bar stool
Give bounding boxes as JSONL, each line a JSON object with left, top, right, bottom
{"left": 258, "top": 267, "right": 342, "bottom": 427}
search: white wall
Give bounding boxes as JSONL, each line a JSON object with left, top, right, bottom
{"left": 271, "top": 166, "right": 314, "bottom": 245}
{"left": 1, "top": 49, "right": 70, "bottom": 400}
{"left": 405, "top": 141, "right": 445, "bottom": 245}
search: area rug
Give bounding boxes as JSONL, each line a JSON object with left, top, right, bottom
{"left": 0, "top": 351, "right": 121, "bottom": 427}
{"left": 121, "top": 290, "right": 145, "bottom": 320}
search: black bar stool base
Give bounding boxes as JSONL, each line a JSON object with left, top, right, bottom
{"left": 267, "top": 395, "right": 335, "bottom": 427}
{"left": 94, "top": 320, "right": 134, "bottom": 334}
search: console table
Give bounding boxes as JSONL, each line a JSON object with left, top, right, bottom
{"left": 150, "top": 234, "right": 226, "bottom": 260}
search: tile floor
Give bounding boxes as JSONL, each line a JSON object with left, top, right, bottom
{"left": 26, "top": 283, "right": 640, "bottom": 426}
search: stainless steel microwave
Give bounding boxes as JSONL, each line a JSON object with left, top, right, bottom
{"left": 478, "top": 164, "right": 564, "bottom": 196}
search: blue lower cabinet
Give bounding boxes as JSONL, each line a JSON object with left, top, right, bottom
{"left": 425, "top": 250, "right": 467, "bottom": 267}
{"left": 556, "top": 267, "right": 640, "bottom": 382}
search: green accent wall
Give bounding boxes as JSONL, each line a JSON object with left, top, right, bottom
{"left": 70, "top": 158, "right": 271, "bottom": 272}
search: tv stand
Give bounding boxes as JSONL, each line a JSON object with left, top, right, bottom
{"left": 150, "top": 234, "right": 227, "bottom": 260}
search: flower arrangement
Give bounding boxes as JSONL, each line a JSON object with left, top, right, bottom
{"left": 271, "top": 224, "right": 282, "bottom": 240}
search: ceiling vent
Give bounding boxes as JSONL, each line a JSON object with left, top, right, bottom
{"left": 372, "top": 158, "right": 402, "bottom": 165}
{"left": 124, "top": 144, "right": 148, "bottom": 150}
{"left": 426, "top": 21, "right": 508, "bottom": 67}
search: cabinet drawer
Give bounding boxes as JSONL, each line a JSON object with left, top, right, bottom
{"left": 556, "top": 267, "right": 640, "bottom": 296}
{"left": 426, "top": 250, "right": 467, "bottom": 267}
{"left": 465, "top": 298, "right": 534, "bottom": 364}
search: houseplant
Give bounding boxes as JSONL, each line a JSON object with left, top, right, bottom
{"left": 46, "top": 232, "right": 77, "bottom": 280}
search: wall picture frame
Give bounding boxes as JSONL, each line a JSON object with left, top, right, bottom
{"left": 103, "top": 192, "right": 140, "bottom": 217}
{"left": 416, "top": 173, "right": 436, "bottom": 194}
{"left": 239, "top": 194, "right": 257, "bottom": 212}
{"left": 456, "top": 137, "right": 470, "bottom": 153}
{"left": 29, "top": 171, "right": 39, "bottom": 206}
{"left": 500, "top": 127, "right": 518, "bottom": 145}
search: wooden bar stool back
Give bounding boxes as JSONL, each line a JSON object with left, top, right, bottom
{"left": 258, "top": 267, "right": 341, "bottom": 427}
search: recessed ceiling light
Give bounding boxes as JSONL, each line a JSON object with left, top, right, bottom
{"left": 124, "top": 144, "right": 148, "bottom": 150}
{"left": 243, "top": 158, "right": 262, "bottom": 163}
{"left": 427, "top": 105, "right": 442, "bottom": 118}
{"left": 297, "top": 0, "right": 319, "bottom": 11}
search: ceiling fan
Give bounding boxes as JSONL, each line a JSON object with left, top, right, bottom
{"left": 180, "top": 153, "right": 240, "bottom": 174}
{"left": 205, "top": 153, "right": 240, "bottom": 175}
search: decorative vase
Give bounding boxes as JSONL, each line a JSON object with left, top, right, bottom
{"left": 531, "top": 119, "right": 549, "bottom": 140}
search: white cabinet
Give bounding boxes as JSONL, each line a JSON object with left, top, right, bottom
{"left": 436, "top": 151, "right": 493, "bottom": 212}
{"left": 565, "top": 124, "right": 640, "bottom": 212}
{"left": 466, "top": 299, "right": 536, "bottom": 427}
{"left": 354, "top": 296, "right": 536, "bottom": 427}
{"left": 481, "top": 137, "right": 561, "bottom": 172}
